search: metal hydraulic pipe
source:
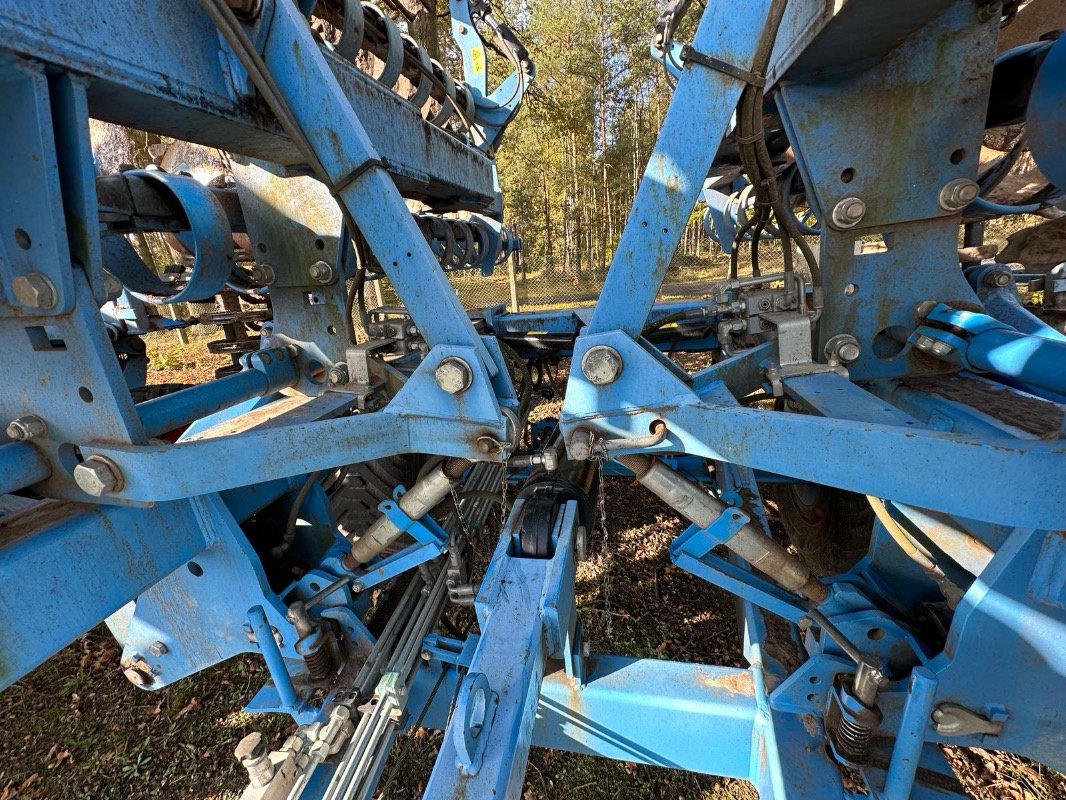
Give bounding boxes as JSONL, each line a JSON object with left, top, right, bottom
{"left": 345, "top": 457, "right": 472, "bottom": 566}
{"left": 616, "top": 454, "right": 827, "bottom": 603}
{"left": 0, "top": 441, "right": 51, "bottom": 495}
{"left": 137, "top": 346, "right": 300, "bottom": 437}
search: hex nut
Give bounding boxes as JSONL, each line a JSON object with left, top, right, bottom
{"left": 830, "top": 197, "right": 866, "bottom": 229}
{"left": 581, "top": 345, "right": 623, "bottom": 385}
{"left": 250, "top": 264, "right": 276, "bottom": 285}
{"left": 327, "top": 363, "right": 349, "bottom": 386}
{"left": 6, "top": 415, "right": 47, "bottom": 441}
{"left": 308, "top": 261, "right": 336, "bottom": 284}
{"left": 148, "top": 641, "right": 169, "bottom": 657}
{"left": 938, "top": 178, "right": 979, "bottom": 212}
{"left": 73, "top": 455, "right": 124, "bottom": 497}
{"left": 435, "top": 357, "right": 472, "bottom": 394}
{"left": 12, "top": 272, "right": 57, "bottom": 309}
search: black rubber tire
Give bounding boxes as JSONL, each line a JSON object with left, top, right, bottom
{"left": 764, "top": 482, "right": 874, "bottom": 577}
{"left": 331, "top": 455, "right": 423, "bottom": 543}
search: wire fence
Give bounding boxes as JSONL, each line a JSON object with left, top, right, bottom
{"left": 370, "top": 213, "right": 1041, "bottom": 314}
{"left": 148, "top": 213, "right": 1043, "bottom": 364}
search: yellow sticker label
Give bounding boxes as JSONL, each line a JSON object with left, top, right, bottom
{"left": 471, "top": 47, "right": 485, "bottom": 76}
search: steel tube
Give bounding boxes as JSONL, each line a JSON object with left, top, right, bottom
{"left": 0, "top": 441, "right": 51, "bottom": 495}
{"left": 346, "top": 458, "right": 471, "bottom": 565}
{"left": 247, "top": 605, "right": 299, "bottom": 711}
{"left": 882, "top": 667, "right": 938, "bottom": 800}
{"left": 617, "top": 454, "right": 827, "bottom": 602}
{"left": 137, "top": 347, "right": 300, "bottom": 437}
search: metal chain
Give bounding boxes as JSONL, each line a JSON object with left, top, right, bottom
{"left": 495, "top": 465, "right": 509, "bottom": 533}
{"left": 449, "top": 488, "right": 478, "bottom": 563}
{"left": 593, "top": 439, "right": 612, "bottom": 638}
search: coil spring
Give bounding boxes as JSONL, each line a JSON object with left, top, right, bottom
{"left": 302, "top": 636, "right": 336, "bottom": 682}
{"left": 325, "top": 1, "right": 475, "bottom": 132}
{"left": 200, "top": 307, "right": 273, "bottom": 377}
{"left": 835, "top": 713, "right": 873, "bottom": 763}
{"left": 416, "top": 214, "right": 495, "bottom": 271}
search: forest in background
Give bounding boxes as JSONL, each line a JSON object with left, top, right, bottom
{"left": 486, "top": 0, "right": 697, "bottom": 276}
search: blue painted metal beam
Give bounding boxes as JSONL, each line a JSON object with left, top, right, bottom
{"left": 425, "top": 499, "right": 580, "bottom": 799}
{"left": 65, "top": 346, "right": 509, "bottom": 502}
{"left": 137, "top": 347, "right": 300, "bottom": 438}
{"left": 536, "top": 657, "right": 757, "bottom": 778}
{"left": 585, "top": 0, "right": 776, "bottom": 336}
{"left": 0, "top": 0, "right": 500, "bottom": 210}
{"left": 0, "top": 441, "right": 50, "bottom": 495}
{"left": 249, "top": 0, "right": 494, "bottom": 356}
{"left": 0, "top": 499, "right": 207, "bottom": 689}
{"left": 562, "top": 334, "right": 1066, "bottom": 529}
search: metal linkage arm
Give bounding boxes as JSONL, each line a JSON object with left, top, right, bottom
{"left": 424, "top": 493, "right": 583, "bottom": 799}
{"left": 912, "top": 302, "right": 1066, "bottom": 397}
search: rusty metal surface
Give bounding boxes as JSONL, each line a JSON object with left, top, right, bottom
{"left": 0, "top": 0, "right": 499, "bottom": 210}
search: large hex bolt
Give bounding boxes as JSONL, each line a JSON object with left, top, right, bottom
{"left": 122, "top": 657, "right": 155, "bottom": 687}
{"left": 982, "top": 268, "right": 1012, "bottom": 288}
{"left": 435, "top": 357, "right": 472, "bottom": 394}
{"left": 830, "top": 197, "right": 866, "bottom": 229}
{"left": 6, "top": 415, "right": 47, "bottom": 441}
{"left": 938, "top": 178, "right": 979, "bottom": 212}
{"left": 581, "top": 345, "right": 623, "bottom": 385}
{"left": 12, "top": 272, "right": 57, "bottom": 310}
{"left": 308, "top": 261, "right": 336, "bottom": 284}
{"left": 73, "top": 455, "right": 124, "bottom": 497}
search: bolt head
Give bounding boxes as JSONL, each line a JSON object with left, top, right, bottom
{"left": 476, "top": 435, "right": 501, "bottom": 455}
{"left": 148, "top": 641, "right": 168, "bottom": 657}
{"left": 308, "top": 261, "right": 335, "bottom": 284}
{"left": 825, "top": 334, "right": 862, "bottom": 364}
{"left": 73, "top": 455, "right": 123, "bottom": 496}
{"left": 327, "top": 363, "right": 349, "bottom": 386}
{"left": 435, "top": 357, "right": 472, "bottom": 394}
{"left": 11, "top": 272, "right": 57, "bottom": 309}
{"left": 581, "top": 345, "right": 623, "bottom": 385}
{"left": 838, "top": 342, "right": 861, "bottom": 362}
{"left": 938, "top": 178, "right": 979, "bottom": 212}
{"left": 6, "top": 415, "right": 47, "bottom": 441}
{"left": 830, "top": 197, "right": 866, "bottom": 229}
{"left": 122, "top": 663, "right": 154, "bottom": 687}
{"left": 250, "top": 264, "right": 276, "bottom": 285}
{"left": 983, "top": 269, "right": 1012, "bottom": 288}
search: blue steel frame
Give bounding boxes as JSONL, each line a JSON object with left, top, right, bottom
{"left": 0, "top": 0, "right": 522, "bottom": 705}
{"left": 0, "top": 0, "right": 1064, "bottom": 798}
{"left": 540, "top": 0, "right": 1066, "bottom": 797}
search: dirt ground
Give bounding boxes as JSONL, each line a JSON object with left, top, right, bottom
{"left": 0, "top": 341, "right": 1062, "bottom": 800}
